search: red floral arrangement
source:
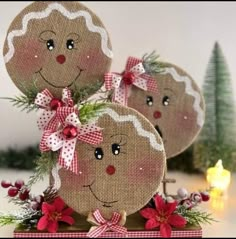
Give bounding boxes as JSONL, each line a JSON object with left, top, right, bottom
{"left": 140, "top": 188, "right": 213, "bottom": 238}
{"left": 140, "top": 194, "right": 186, "bottom": 237}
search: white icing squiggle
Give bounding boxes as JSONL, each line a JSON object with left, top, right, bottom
{"left": 51, "top": 163, "right": 62, "bottom": 190}
{"left": 4, "top": 2, "right": 113, "bottom": 63}
{"left": 161, "top": 67, "right": 204, "bottom": 127}
{"left": 101, "top": 108, "right": 164, "bottom": 151}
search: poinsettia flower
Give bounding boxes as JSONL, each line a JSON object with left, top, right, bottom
{"left": 37, "top": 197, "right": 75, "bottom": 233}
{"left": 140, "top": 194, "right": 186, "bottom": 238}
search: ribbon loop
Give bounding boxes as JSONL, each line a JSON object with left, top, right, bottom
{"left": 105, "top": 57, "right": 158, "bottom": 106}
{"left": 35, "top": 88, "right": 74, "bottom": 131}
{"left": 40, "top": 112, "right": 103, "bottom": 174}
{"left": 87, "top": 209, "right": 127, "bottom": 238}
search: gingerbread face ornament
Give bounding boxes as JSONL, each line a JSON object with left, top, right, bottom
{"left": 128, "top": 62, "right": 205, "bottom": 158}
{"left": 55, "top": 104, "right": 166, "bottom": 218}
{"left": 3, "top": 1, "right": 113, "bottom": 98}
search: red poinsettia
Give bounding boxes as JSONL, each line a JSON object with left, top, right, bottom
{"left": 37, "top": 197, "right": 75, "bottom": 233}
{"left": 140, "top": 194, "right": 187, "bottom": 238}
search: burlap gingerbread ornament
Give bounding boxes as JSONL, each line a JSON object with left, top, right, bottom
{"left": 52, "top": 103, "right": 166, "bottom": 218}
{"left": 3, "top": 1, "right": 113, "bottom": 98}
{"left": 128, "top": 62, "right": 205, "bottom": 158}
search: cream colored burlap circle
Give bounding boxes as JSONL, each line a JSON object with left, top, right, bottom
{"left": 128, "top": 62, "right": 205, "bottom": 159}
{"left": 57, "top": 103, "right": 166, "bottom": 218}
{"left": 3, "top": 1, "right": 112, "bottom": 98}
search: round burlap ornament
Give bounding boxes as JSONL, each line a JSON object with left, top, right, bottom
{"left": 55, "top": 103, "right": 166, "bottom": 218}
{"left": 3, "top": 1, "right": 113, "bottom": 97}
{"left": 128, "top": 62, "right": 205, "bottom": 159}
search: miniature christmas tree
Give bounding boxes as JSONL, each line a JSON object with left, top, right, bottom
{"left": 194, "top": 42, "right": 236, "bottom": 172}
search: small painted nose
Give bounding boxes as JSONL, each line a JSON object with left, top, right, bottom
{"left": 56, "top": 55, "right": 66, "bottom": 64}
{"left": 106, "top": 165, "right": 116, "bottom": 175}
{"left": 153, "top": 111, "right": 162, "bottom": 119}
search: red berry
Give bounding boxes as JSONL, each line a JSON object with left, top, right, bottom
{"left": 200, "top": 192, "right": 210, "bottom": 202}
{"left": 122, "top": 72, "right": 136, "bottom": 85}
{"left": 1, "top": 180, "right": 12, "bottom": 188}
{"left": 19, "top": 189, "right": 30, "bottom": 201}
{"left": 15, "top": 179, "right": 25, "bottom": 189}
{"left": 8, "top": 187, "right": 19, "bottom": 197}
{"left": 50, "top": 98, "right": 63, "bottom": 111}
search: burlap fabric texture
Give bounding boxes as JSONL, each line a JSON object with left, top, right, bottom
{"left": 128, "top": 62, "right": 205, "bottom": 159}
{"left": 56, "top": 103, "right": 166, "bottom": 218}
{"left": 3, "top": 1, "right": 112, "bottom": 98}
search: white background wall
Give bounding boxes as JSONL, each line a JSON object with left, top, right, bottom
{"left": 0, "top": 1, "right": 236, "bottom": 149}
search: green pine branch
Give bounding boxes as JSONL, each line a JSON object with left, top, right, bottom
{"left": 142, "top": 51, "right": 164, "bottom": 75}
{"left": 0, "top": 81, "right": 39, "bottom": 113}
{"left": 27, "top": 152, "right": 57, "bottom": 188}
{"left": 72, "top": 80, "right": 104, "bottom": 105}
{"left": 0, "top": 210, "right": 41, "bottom": 227}
{"left": 79, "top": 102, "right": 106, "bottom": 124}
{"left": 176, "top": 205, "right": 217, "bottom": 226}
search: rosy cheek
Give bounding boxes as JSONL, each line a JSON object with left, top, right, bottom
{"left": 127, "top": 158, "right": 163, "bottom": 185}
{"left": 11, "top": 39, "right": 46, "bottom": 77}
{"left": 175, "top": 111, "right": 197, "bottom": 131}
{"left": 76, "top": 49, "right": 108, "bottom": 72}
{"left": 60, "top": 159, "right": 94, "bottom": 189}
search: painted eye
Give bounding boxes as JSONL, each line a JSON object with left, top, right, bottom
{"left": 162, "top": 96, "right": 170, "bottom": 106}
{"left": 112, "top": 144, "right": 120, "bottom": 156}
{"left": 94, "top": 147, "right": 104, "bottom": 160}
{"left": 66, "top": 39, "right": 74, "bottom": 50}
{"left": 47, "top": 39, "right": 55, "bottom": 51}
{"left": 146, "top": 96, "right": 153, "bottom": 106}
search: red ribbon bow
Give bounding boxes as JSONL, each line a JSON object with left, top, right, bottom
{"left": 105, "top": 57, "right": 158, "bottom": 106}
{"left": 34, "top": 88, "right": 74, "bottom": 131}
{"left": 40, "top": 112, "right": 103, "bottom": 174}
{"left": 87, "top": 210, "right": 127, "bottom": 238}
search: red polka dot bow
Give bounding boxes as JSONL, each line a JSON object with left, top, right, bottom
{"left": 87, "top": 209, "right": 127, "bottom": 238}
{"left": 40, "top": 112, "right": 103, "bottom": 174}
{"left": 105, "top": 57, "right": 158, "bottom": 106}
{"left": 34, "top": 88, "right": 74, "bottom": 131}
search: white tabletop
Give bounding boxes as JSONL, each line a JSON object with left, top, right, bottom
{"left": 0, "top": 169, "right": 235, "bottom": 237}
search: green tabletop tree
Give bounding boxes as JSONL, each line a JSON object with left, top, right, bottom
{"left": 194, "top": 42, "right": 236, "bottom": 172}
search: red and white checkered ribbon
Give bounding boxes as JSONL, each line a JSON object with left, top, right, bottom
{"left": 87, "top": 210, "right": 127, "bottom": 238}
{"left": 40, "top": 112, "right": 103, "bottom": 174}
{"left": 105, "top": 57, "right": 158, "bottom": 105}
{"left": 34, "top": 88, "right": 74, "bottom": 131}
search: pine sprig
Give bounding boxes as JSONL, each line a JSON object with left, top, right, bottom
{"left": 142, "top": 51, "right": 164, "bottom": 75}
{"left": 27, "top": 152, "right": 58, "bottom": 188}
{"left": 176, "top": 205, "right": 217, "bottom": 226}
{"left": 0, "top": 209, "right": 41, "bottom": 227}
{"left": 79, "top": 102, "right": 106, "bottom": 124}
{"left": 1, "top": 81, "right": 39, "bottom": 113}
{"left": 72, "top": 80, "right": 104, "bottom": 105}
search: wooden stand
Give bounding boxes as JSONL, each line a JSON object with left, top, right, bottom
{"left": 162, "top": 165, "right": 176, "bottom": 195}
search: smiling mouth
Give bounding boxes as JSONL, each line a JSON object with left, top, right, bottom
{"left": 83, "top": 181, "right": 118, "bottom": 208}
{"left": 35, "top": 66, "right": 84, "bottom": 88}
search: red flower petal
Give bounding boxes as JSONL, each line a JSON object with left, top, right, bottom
{"left": 154, "top": 194, "right": 165, "bottom": 212}
{"left": 140, "top": 208, "right": 158, "bottom": 219}
{"left": 60, "top": 215, "right": 75, "bottom": 225}
{"left": 62, "top": 207, "right": 74, "bottom": 216}
{"left": 42, "top": 202, "right": 55, "bottom": 215}
{"left": 53, "top": 197, "right": 65, "bottom": 212}
{"left": 47, "top": 220, "right": 59, "bottom": 233}
{"left": 160, "top": 223, "right": 172, "bottom": 238}
{"left": 145, "top": 218, "right": 160, "bottom": 230}
{"left": 37, "top": 216, "right": 48, "bottom": 231}
{"left": 164, "top": 201, "right": 177, "bottom": 216}
{"left": 168, "top": 214, "right": 187, "bottom": 228}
